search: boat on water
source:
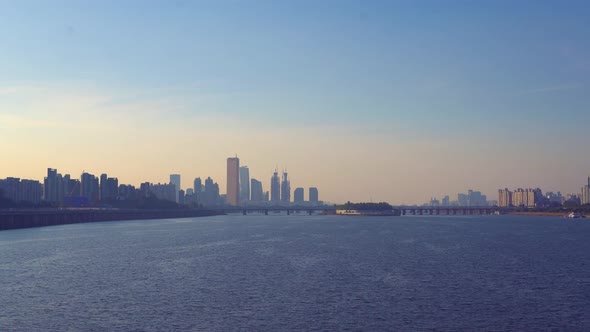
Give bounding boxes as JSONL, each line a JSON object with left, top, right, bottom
{"left": 565, "top": 212, "right": 585, "bottom": 219}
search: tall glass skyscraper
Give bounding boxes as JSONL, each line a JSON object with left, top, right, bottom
{"left": 270, "top": 170, "right": 280, "bottom": 203}
{"left": 226, "top": 157, "right": 240, "bottom": 206}
{"left": 281, "top": 172, "right": 290, "bottom": 203}
{"left": 239, "top": 166, "right": 250, "bottom": 204}
{"left": 170, "top": 174, "right": 181, "bottom": 203}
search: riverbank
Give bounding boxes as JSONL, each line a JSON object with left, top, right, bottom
{"left": 0, "top": 208, "right": 225, "bottom": 231}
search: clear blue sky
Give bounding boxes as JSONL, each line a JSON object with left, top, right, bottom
{"left": 1, "top": 1, "right": 590, "bottom": 203}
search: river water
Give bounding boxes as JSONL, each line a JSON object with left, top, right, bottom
{"left": 0, "top": 214, "right": 589, "bottom": 331}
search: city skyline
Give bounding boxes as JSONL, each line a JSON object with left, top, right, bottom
{"left": 1, "top": 1, "right": 590, "bottom": 204}
{"left": 2, "top": 161, "right": 590, "bottom": 206}
{"left": 4, "top": 163, "right": 590, "bottom": 209}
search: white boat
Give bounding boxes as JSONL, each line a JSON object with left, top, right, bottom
{"left": 566, "top": 212, "right": 584, "bottom": 219}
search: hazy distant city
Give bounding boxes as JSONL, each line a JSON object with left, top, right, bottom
{"left": 2, "top": 154, "right": 590, "bottom": 210}
{"left": 0, "top": 156, "right": 321, "bottom": 209}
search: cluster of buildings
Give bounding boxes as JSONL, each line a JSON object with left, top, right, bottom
{"left": 0, "top": 177, "right": 43, "bottom": 205}
{"left": 497, "top": 178, "right": 590, "bottom": 208}
{"left": 226, "top": 156, "right": 320, "bottom": 207}
{"left": 428, "top": 190, "right": 489, "bottom": 207}
{"left": 0, "top": 156, "right": 321, "bottom": 208}
{"left": 497, "top": 188, "right": 543, "bottom": 208}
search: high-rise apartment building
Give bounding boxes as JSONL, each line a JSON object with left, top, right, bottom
{"left": 44, "top": 168, "right": 61, "bottom": 204}
{"left": 240, "top": 166, "right": 250, "bottom": 204}
{"left": 281, "top": 172, "right": 290, "bottom": 203}
{"left": 309, "top": 187, "right": 319, "bottom": 204}
{"left": 80, "top": 172, "right": 99, "bottom": 203}
{"left": 170, "top": 174, "right": 181, "bottom": 203}
{"left": 0, "top": 177, "right": 42, "bottom": 204}
{"left": 512, "top": 188, "right": 536, "bottom": 207}
{"left": 150, "top": 183, "right": 176, "bottom": 202}
{"left": 498, "top": 188, "right": 513, "bottom": 207}
{"left": 226, "top": 157, "right": 240, "bottom": 206}
{"left": 270, "top": 170, "right": 280, "bottom": 203}
{"left": 100, "top": 174, "right": 119, "bottom": 201}
{"left": 294, "top": 187, "right": 304, "bottom": 204}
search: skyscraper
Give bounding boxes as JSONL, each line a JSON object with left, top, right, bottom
{"left": 80, "top": 172, "right": 99, "bottom": 203}
{"left": 170, "top": 174, "right": 181, "bottom": 203}
{"left": 581, "top": 177, "right": 590, "bottom": 205}
{"left": 194, "top": 177, "right": 202, "bottom": 194}
{"left": 309, "top": 187, "right": 319, "bottom": 204}
{"left": 270, "top": 170, "right": 280, "bottom": 203}
{"left": 100, "top": 174, "right": 118, "bottom": 202}
{"left": 226, "top": 157, "right": 240, "bottom": 206}
{"left": 294, "top": 187, "right": 304, "bottom": 204}
{"left": 251, "top": 178, "right": 263, "bottom": 202}
{"left": 239, "top": 166, "right": 250, "bottom": 204}
{"left": 281, "top": 171, "right": 290, "bottom": 203}
{"left": 44, "top": 168, "right": 60, "bottom": 203}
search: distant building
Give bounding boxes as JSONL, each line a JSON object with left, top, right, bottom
{"left": 150, "top": 183, "right": 176, "bottom": 202}
{"left": 80, "top": 172, "right": 99, "bottom": 204}
{"left": 203, "top": 176, "right": 220, "bottom": 206}
{"left": 250, "top": 178, "right": 264, "bottom": 202}
{"left": 240, "top": 166, "right": 250, "bottom": 204}
{"left": 63, "top": 175, "right": 80, "bottom": 198}
{"left": 170, "top": 174, "right": 181, "bottom": 203}
{"left": 546, "top": 191, "right": 564, "bottom": 204}
{"left": 498, "top": 188, "right": 513, "bottom": 207}
{"left": 100, "top": 174, "right": 118, "bottom": 202}
{"left": 512, "top": 188, "right": 536, "bottom": 208}
{"left": 281, "top": 172, "right": 290, "bottom": 203}
{"left": 0, "top": 177, "right": 42, "bottom": 204}
{"left": 458, "top": 193, "right": 468, "bottom": 206}
{"left": 441, "top": 195, "right": 450, "bottom": 207}
{"left": 118, "top": 184, "right": 136, "bottom": 200}
{"left": 309, "top": 187, "right": 319, "bottom": 204}
{"left": 294, "top": 187, "right": 304, "bottom": 204}
{"left": 270, "top": 170, "right": 280, "bottom": 203}
{"left": 194, "top": 177, "right": 202, "bottom": 194}
{"left": 458, "top": 190, "right": 487, "bottom": 207}
{"left": 226, "top": 157, "right": 240, "bottom": 206}
{"left": 179, "top": 189, "right": 185, "bottom": 205}
{"left": 140, "top": 182, "right": 151, "bottom": 197}
{"left": 44, "top": 168, "right": 63, "bottom": 204}
{"left": 581, "top": 177, "right": 590, "bottom": 205}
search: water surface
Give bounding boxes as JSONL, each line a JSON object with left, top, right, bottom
{"left": 1, "top": 214, "right": 589, "bottom": 331}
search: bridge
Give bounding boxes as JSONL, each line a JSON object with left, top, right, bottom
{"left": 395, "top": 206, "right": 503, "bottom": 215}
{"left": 223, "top": 206, "right": 336, "bottom": 216}
{"left": 223, "top": 205, "right": 503, "bottom": 216}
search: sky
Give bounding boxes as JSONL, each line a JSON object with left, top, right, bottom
{"left": 1, "top": 0, "right": 590, "bottom": 204}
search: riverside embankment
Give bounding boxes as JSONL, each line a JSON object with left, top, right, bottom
{"left": 0, "top": 209, "right": 224, "bottom": 231}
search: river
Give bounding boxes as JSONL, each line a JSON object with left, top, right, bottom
{"left": 1, "top": 214, "right": 589, "bottom": 331}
